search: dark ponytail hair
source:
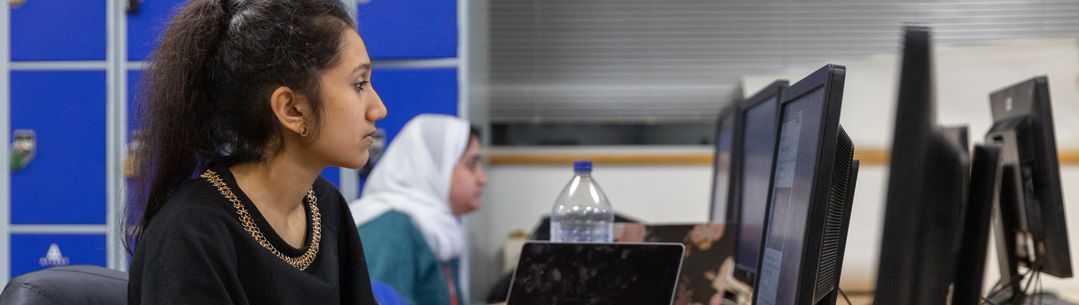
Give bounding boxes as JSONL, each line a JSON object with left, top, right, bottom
{"left": 126, "top": 0, "right": 355, "bottom": 251}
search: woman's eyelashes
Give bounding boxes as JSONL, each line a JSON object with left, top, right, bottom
{"left": 353, "top": 80, "right": 370, "bottom": 92}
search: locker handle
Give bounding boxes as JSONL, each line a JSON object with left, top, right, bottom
{"left": 357, "top": 0, "right": 372, "bottom": 5}
{"left": 11, "top": 129, "right": 36, "bottom": 172}
{"left": 9, "top": 0, "right": 27, "bottom": 8}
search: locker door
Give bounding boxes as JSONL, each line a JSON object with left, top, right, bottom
{"left": 373, "top": 67, "right": 458, "bottom": 143}
{"left": 6, "top": 1, "right": 112, "bottom": 280}
{"left": 11, "top": 0, "right": 107, "bottom": 61}
{"left": 9, "top": 234, "right": 107, "bottom": 277}
{"left": 127, "top": 0, "right": 188, "bottom": 61}
{"left": 357, "top": 0, "right": 457, "bottom": 60}
{"left": 10, "top": 71, "right": 108, "bottom": 225}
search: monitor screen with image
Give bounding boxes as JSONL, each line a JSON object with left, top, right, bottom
{"left": 733, "top": 80, "right": 786, "bottom": 285}
{"left": 710, "top": 108, "right": 738, "bottom": 223}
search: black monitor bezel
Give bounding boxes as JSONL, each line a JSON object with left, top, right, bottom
{"left": 731, "top": 80, "right": 788, "bottom": 286}
{"left": 751, "top": 64, "right": 847, "bottom": 305}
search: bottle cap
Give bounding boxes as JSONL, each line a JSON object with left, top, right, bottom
{"left": 573, "top": 160, "right": 592, "bottom": 172}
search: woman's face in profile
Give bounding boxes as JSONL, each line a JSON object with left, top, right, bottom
{"left": 309, "top": 28, "right": 388, "bottom": 169}
{"left": 449, "top": 138, "right": 487, "bottom": 216}
{"left": 299, "top": 28, "right": 388, "bottom": 170}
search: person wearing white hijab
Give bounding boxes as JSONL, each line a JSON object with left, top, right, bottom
{"left": 350, "top": 114, "right": 486, "bottom": 305}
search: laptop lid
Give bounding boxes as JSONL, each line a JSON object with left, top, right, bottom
{"left": 507, "top": 242, "right": 686, "bottom": 305}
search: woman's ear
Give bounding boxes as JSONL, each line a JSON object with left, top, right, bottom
{"left": 269, "top": 86, "right": 312, "bottom": 137}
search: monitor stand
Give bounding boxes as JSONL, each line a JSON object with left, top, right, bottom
{"left": 990, "top": 165, "right": 1025, "bottom": 305}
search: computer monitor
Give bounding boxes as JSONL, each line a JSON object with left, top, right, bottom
{"left": 710, "top": 106, "right": 739, "bottom": 223}
{"left": 751, "top": 64, "right": 856, "bottom": 305}
{"left": 874, "top": 26, "right": 971, "bottom": 305}
{"left": 985, "top": 76, "right": 1073, "bottom": 303}
{"left": 732, "top": 80, "right": 787, "bottom": 286}
{"left": 953, "top": 144, "right": 1003, "bottom": 305}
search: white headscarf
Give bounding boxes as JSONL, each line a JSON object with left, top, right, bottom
{"left": 350, "top": 114, "right": 470, "bottom": 262}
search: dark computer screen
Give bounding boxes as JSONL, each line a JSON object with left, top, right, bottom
{"left": 735, "top": 96, "right": 779, "bottom": 272}
{"left": 755, "top": 89, "right": 825, "bottom": 305}
{"left": 710, "top": 111, "right": 736, "bottom": 222}
{"left": 507, "top": 242, "right": 685, "bottom": 305}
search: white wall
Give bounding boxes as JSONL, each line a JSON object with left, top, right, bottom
{"left": 469, "top": 37, "right": 1079, "bottom": 301}
{"left": 475, "top": 162, "right": 713, "bottom": 244}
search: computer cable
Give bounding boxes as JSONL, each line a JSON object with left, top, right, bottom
{"left": 982, "top": 268, "right": 1035, "bottom": 305}
{"left": 838, "top": 288, "right": 853, "bottom": 305}
{"left": 983, "top": 277, "right": 1013, "bottom": 302}
{"left": 1022, "top": 269, "right": 1038, "bottom": 297}
{"left": 1034, "top": 270, "right": 1044, "bottom": 305}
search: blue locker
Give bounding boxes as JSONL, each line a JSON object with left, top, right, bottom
{"left": 10, "top": 0, "right": 107, "bottom": 61}
{"left": 10, "top": 71, "right": 108, "bottom": 225}
{"left": 9, "top": 234, "right": 108, "bottom": 278}
{"left": 373, "top": 67, "right": 458, "bottom": 143}
{"left": 356, "top": 0, "right": 457, "bottom": 59}
{"left": 127, "top": 0, "right": 188, "bottom": 61}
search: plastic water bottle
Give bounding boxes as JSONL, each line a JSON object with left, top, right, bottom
{"left": 551, "top": 160, "right": 614, "bottom": 243}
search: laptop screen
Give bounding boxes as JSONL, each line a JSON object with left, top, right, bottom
{"left": 507, "top": 242, "right": 685, "bottom": 305}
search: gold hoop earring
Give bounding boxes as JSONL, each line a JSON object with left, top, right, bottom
{"left": 299, "top": 124, "right": 309, "bottom": 137}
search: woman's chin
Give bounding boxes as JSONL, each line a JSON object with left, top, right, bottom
{"left": 337, "top": 154, "right": 369, "bottom": 170}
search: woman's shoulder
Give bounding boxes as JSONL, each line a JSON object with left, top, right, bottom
{"left": 357, "top": 211, "right": 426, "bottom": 249}
{"left": 359, "top": 210, "right": 418, "bottom": 232}
{"left": 356, "top": 211, "right": 430, "bottom": 260}
{"left": 165, "top": 177, "right": 235, "bottom": 213}
{"left": 141, "top": 178, "right": 238, "bottom": 240}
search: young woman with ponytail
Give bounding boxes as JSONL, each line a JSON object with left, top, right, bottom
{"left": 125, "top": 0, "right": 386, "bottom": 304}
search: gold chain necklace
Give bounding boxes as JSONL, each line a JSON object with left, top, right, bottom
{"left": 201, "top": 169, "right": 322, "bottom": 271}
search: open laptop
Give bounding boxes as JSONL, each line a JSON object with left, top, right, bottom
{"left": 506, "top": 242, "right": 685, "bottom": 305}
